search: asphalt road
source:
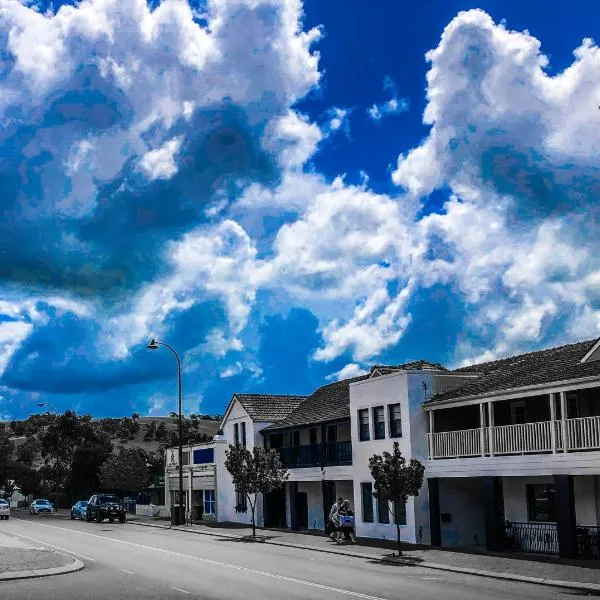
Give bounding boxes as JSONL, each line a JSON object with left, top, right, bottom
{"left": 0, "top": 514, "right": 585, "bottom": 600}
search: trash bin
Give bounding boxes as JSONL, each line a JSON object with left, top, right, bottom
{"left": 193, "top": 505, "right": 204, "bottom": 521}
{"left": 171, "top": 504, "right": 183, "bottom": 526}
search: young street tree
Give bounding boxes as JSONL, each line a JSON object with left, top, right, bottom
{"left": 224, "top": 445, "right": 288, "bottom": 537}
{"left": 368, "top": 442, "right": 425, "bottom": 557}
{"left": 99, "top": 448, "right": 150, "bottom": 496}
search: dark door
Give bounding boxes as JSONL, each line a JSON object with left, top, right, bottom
{"left": 322, "top": 480, "right": 336, "bottom": 529}
{"left": 327, "top": 425, "right": 338, "bottom": 443}
{"left": 295, "top": 492, "right": 308, "bottom": 529}
{"left": 264, "top": 487, "right": 286, "bottom": 528}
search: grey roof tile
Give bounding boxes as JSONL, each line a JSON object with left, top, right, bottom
{"left": 426, "top": 338, "right": 600, "bottom": 404}
{"left": 234, "top": 394, "right": 306, "bottom": 422}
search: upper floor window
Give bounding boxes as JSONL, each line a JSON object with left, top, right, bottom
{"left": 241, "top": 422, "right": 247, "bottom": 448}
{"left": 358, "top": 409, "right": 370, "bottom": 441}
{"left": 389, "top": 404, "right": 402, "bottom": 438}
{"left": 234, "top": 423, "right": 239, "bottom": 446}
{"left": 373, "top": 406, "right": 385, "bottom": 440}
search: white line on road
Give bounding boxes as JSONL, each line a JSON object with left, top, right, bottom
{"left": 121, "top": 569, "right": 136, "bottom": 575}
{"left": 0, "top": 528, "right": 96, "bottom": 562}
{"left": 12, "top": 520, "right": 390, "bottom": 600}
{"left": 170, "top": 587, "right": 191, "bottom": 595}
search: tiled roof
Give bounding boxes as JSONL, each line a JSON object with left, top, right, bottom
{"left": 263, "top": 374, "right": 371, "bottom": 431}
{"left": 233, "top": 394, "right": 306, "bottom": 422}
{"left": 426, "top": 338, "right": 600, "bottom": 404}
{"left": 370, "top": 360, "right": 448, "bottom": 376}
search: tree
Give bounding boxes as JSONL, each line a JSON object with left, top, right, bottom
{"left": 143, "top": 421, "right": 157, "bottom": 441}
{"left": 368, "top": 442, "right": 425, "bottom": 557}
{"left": 0, "top": 425, "right": 15, "bottom": 497}
{"left": 99, "top": 448, "right": 150, "bottom": 496}
{"left": 70, "top": 438, "right": 113, "bottom": 501}
{"left": 155, "top": 422, "right": 167, "bottom": 441}
{"left": 16, "top": 437, "right": 41, "bottom": 465}
{"left": 224, "top": 445, "right": 288, "bottom": 537}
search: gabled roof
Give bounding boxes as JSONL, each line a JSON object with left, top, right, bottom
{"left": 231, "top": 394, "right": 306, "bottom": 422}
{"left": 426, "top": 337, "right": 600, "bottom": 405}
{"left": 263, "top": 375, "right": 370, "bottom": 431}
{"left": 369, "top": 360, "right": 447, "bottom": 377}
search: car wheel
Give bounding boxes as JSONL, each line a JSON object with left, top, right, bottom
{"left": 119, "top": 516, "right": 126, "bottom": 524}
{"left": 96, "top": 513, "right": 103, "bottom": 523}
{"left": 70, "top": 512, "right": 75, "bottom": 520}
{"left": 109, "top": 517, "right": 114, "bottom": 523}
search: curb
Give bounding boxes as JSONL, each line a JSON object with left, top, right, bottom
{"left": 128, "top": 520, "right": 600, "bottom": 593}
{"left": 0, "top": 558, "right": 85, "bottom": 581}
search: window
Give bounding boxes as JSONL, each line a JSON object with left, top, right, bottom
{"left": 361, "top": 483, "right": 373, "bottom": 523}
{"left": 241, "top": 422, "right": 247, "bottom": 448}
{"left": 235, "top": 491, "right": 247, "bottom": 512}
{"left": 377, "top": 496, "right": 390, "bottom": 524}
{"left": 358, "top": 409, "right": 370, "bottom": 441}
{"left": 234, "top": 423, "right": 239, "bottom": 446}
{"left": 309, "top": 427, "right": 317, "bottom": 445}
{"left": 510, "top": 401, "right": 527, "bottom": 425}
{"left": 203, "top": 490, "right": 216, "bottom": 515}
{"left": 292, "top": 430, "right": 300, "bottom": 446}
{"left": 181, "top": 452, "right": 190, "bottom": 466}
{"left": 393, "top": 500, "right": 406, "bottom": 525}
{"left": 527, "top": 484, "right": 556, "bottom": 522}
{"left": 327, "top": 425, "right": 338, "bottom": 443}
{"left": 373, "top": 406, "right": 385, "bottom": 440}
{"left": 389, "top": 404, "right": 402, "bottom": 438}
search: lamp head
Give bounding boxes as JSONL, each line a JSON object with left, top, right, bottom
{"left": 147, "top": 338, "right": 160, "bottom": 350}
{"left": 36, "top": 403, "right": 45, "bottom": 407}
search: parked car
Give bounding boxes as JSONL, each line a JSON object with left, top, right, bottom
{"left": 86, "top": 494, "right": 126, "bottom": 524}
{"left": 0, "top": 498, "right": 10, "bottom": 520}
{"left": 71, "top": 500, "right": 88, "bottom": 520}
{"left": 30, "top": 499, "right": 54, "bottom": 515}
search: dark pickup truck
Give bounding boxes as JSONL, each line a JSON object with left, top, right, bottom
{"left": 86, "top": 494, "right": 126, "bottom": 524}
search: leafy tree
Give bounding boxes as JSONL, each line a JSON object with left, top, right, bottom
{"left": 16, "top": 437, "right": 41, "bottom": 466}
{"left": 70, "top": 438, "right": 113, "bottom": 501}
{"left": 155, "top": 422, "right": 168, "bottom": 441}
{"left": 168, "top": 430, "right": 179, "bottom": 447}
{"left": 11, "top": 462, "right": 42, "bottom": 499}
{"left": 99, "top": 448, "right": 150, "bottom": 495}
{"left": 0, "top": 425, "right": 15, "bottom": 497}
{"left": 169, "top": 411, "right": 178, "bottom": 419}
{"left": 143, "top": 421, "right": 157, "bottom": 441}
{"left": 368, "top": 442, "right": 425, "bottom": 557}
{"left": 224, "top": 445, "right": 288, "bottom": 537}
{"left": 10, "top": 420, "right": 26, "bottom": 436}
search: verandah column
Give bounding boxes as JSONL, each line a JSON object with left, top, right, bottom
{"left": 560, "top": 391, "right": 568, "bottom": 452}
{"left": 487, "top": 402, "right": 495, "bottom": 456}
{"left": 549, "top": 393, "right": 557, "bottom": 453}
{"left": 428, "top": 411, "right": 434, "bottom": 459}
{"left": 554, "top": 474, "right": 577, "bottom": 558}
{"left": 479, "top": 403, "right": 486, "bottom": 456}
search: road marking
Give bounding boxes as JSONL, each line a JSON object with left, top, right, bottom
{"left": 170, "top": 587, "right": 191, "bottom": 595}
{"left": 121, "top": 569, "right": 136, "bottom": 575}
{"left": 408, "top": 576, "right": 441, "bottom": 581}
{"left": 12, "top": 521, "right": 389, "bottom": 600}
{"left": 0, "top": 528, "right": 96, "bottom": 562}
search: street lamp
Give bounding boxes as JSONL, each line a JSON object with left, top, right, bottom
{"left": 146, "top": 338, "right": 184, "bottom": 525}
{"left": 36, "top": 402, "right": 58, "bottom": 415}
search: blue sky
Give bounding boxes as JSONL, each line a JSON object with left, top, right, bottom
{"left": 0, "top": 0, "right": 599, "bottom": 419}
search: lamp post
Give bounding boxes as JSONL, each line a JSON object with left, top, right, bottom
{"left": 146, "top": 338, "right": 184, "bottom": 525}
{"left": 36, "top": 402, "right": 58, "bottom": 415}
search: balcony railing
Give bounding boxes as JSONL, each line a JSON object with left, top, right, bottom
{"left": 429, "top": 416, "right": 600, "bottom": 459}
{"left": 276, "top": 441, "right": 352, "bottom": 468}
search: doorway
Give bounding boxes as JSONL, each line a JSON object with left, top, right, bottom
{"left": 264, "top": 487, "right": 286, "bottom": 528}
{"left": 295, "top": 492, "right": 308, "bottom": 530}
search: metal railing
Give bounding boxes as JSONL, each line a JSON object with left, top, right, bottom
{"left": 577, "top": 525, "right": 600, "bottom": 559}
{"left": 429, "top": 417, "right": 600, "bottom": 459}
{"left": 504, "top": 522, "right": 558, "bottom": 555}
{"left": 277, "top": 441, "right": 352, "bottom": 468}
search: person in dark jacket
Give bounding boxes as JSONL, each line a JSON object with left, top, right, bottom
{"left": 336, "top": 500, "right": 356, "bottom": 544}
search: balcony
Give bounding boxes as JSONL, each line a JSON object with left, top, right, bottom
{"left": 277, "top": 441, "right": 353, "bottom": 468}
{"left": 428, "top": 416, "right": 600, "bottom": 459}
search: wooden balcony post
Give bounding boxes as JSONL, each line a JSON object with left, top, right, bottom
{"left": 428, "top": 410, "right": 434, "bottom": 459}
{"left": 479, "top": 403, "right": 486, "bottom": 456}
{"left": 487, "top": 402, "right": 495, "bottom": 456}
{"left": 560, "top": 391, "right": 568, "bottom": 452}
{"left": 549, "top": 392, "right": 557, "bottom": 453}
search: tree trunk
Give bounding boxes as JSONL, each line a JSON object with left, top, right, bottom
{"left": 248, "top": 494, "right": 256, "bottom": 537}
{"left": 396, "top": 523, "right": 402, "bottom": 556}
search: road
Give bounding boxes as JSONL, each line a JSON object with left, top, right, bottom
{"left": 0, "top": 514, "right": 579, "bottom": 600}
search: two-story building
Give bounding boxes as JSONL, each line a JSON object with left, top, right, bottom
{"left": 424, "top": 338, "right": 600, "bottom": 559}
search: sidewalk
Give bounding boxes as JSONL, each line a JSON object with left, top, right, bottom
{"left": 128, "top": 514, "right": 600, "bottom": 592}
{"left": 0, "top": 531, "right": 84, "bottom": 581}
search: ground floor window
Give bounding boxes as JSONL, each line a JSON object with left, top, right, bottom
{"left": 526, "top": 484, "right": 556, "bottom": 522}
{"left": 393, "top": 500, "right": 406, "bottom": 525}
{"left": 361, "top": 483, "right": 373, "bottom": 522}
{"left": 235, "top": 490, "right": 247, "bottom": 512}
{"left": 377, "top": 497, "right": 389, "bottom": 524}
{"left": 203, "top": 490, "right": 216, "bottom": 515}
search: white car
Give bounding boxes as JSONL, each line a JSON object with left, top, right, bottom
{"left": 30, "top": 499, "right": 54, "bottom": 515}
{"left": 0, "top": 499, "right": 9, "bottom": 520}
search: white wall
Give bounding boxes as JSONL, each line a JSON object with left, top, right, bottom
{"left": 297, "top": 482, "right": 324, "bottom": 530}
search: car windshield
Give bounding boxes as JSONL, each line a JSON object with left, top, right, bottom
{"left": 35, "top": 500, "right": 51, "bottom": 505}
{"left": 98, "top": 496, "right": 120, "bottom": 504}
{"left": 0, "top": 500, "right": 8, "bottom": 505}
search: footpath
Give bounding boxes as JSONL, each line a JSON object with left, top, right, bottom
{"left": 128, "top": 514, "right": 600, "bottom": 593}
{"left": 0, "top": 531, "right": 84, "bottom": 581}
